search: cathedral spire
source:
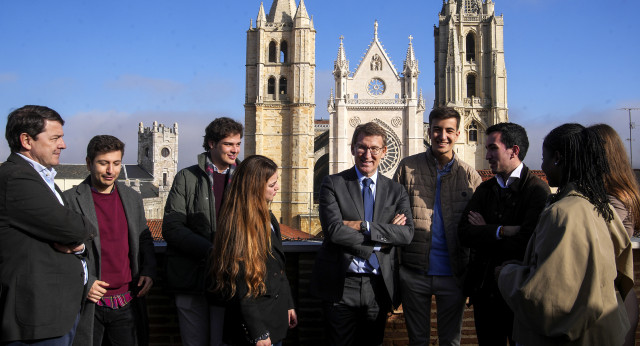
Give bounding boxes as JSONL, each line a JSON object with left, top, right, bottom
{"left": 334, "top": 36, "right": 349, "bottom": 78}
{"left": 295, "top": 0, "right": 309, "bottom": 20}
{"left": 374, "top": 20, "right": 379, "bottom": 40}
{"left": 403, "top": 35, "right": 419, "bottom": 77}
{"left": 257, "top": 2, "right": 266, "bottom": 27}
{"left": 267, "top": 0, "right": 297, "bottom": 23}
{"left": 294, "top": 0, "right": 310, "bottom": 27}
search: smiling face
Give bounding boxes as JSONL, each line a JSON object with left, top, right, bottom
{"left": 209, "top": 133, "right": 241, "bottom": 171}
{"left": 265, "top": 171, "right": 279, "bottom": 202}
{"left": 20, "top": 120, "right": 66, "bottom": 168}
{"left": 485, "top": 131, "right": 520, "bottom": 177}
{"left": 87, "top": 150, "right": 123, "bottom": 193}
{"left": 428, "top": 117, "right": 460, "bottom": 161}
{"left": 351, "top": 134, "right": 387, "bottom": 177}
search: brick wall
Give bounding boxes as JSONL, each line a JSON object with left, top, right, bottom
{"left": 146, "top": 244, "right": 640, "bottom": 345}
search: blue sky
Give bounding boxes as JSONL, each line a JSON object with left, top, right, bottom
{"left": 1, "top": 0, "right": 639, "bottom": 169}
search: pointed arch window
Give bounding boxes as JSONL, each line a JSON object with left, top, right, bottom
{"left": 268, "top": 77, "right": 275, "bottom": 94}
{"left": 468, "top": 122, "right": 478, "bottom": 142}
{"left": 268, "top": 41, "right": 277, "bottom": 63}
{"left": 279, "top": 77, "right": 287, "bottom": 95}
{"left": 467, "top": 74, "right": 476, "bottom": 98}
{"left": 466, "top": 33, "right": 476, "bottom": 62}
{"left": 280, "top": 41, "right": 288, "bottom": 63}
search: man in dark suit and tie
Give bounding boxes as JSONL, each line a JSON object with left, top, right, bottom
{"left": 311, "top": 122, "right": 414, "bottom": 346}
{"left": 64, "top": 135, "right": 157, "bottom": 346}
{"left": 0, "top": 105, "right": 93, "bottom": 345}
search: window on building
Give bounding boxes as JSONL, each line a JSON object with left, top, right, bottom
{"left": 279, "top": 77, "right": 287, "bottom": 94}
{"left": 468, "top": 122, "right": 478, "bottom": 142}
{"left": 268, "top": 41, "right": 277, "bottom": 63}
{"left": 280, "top": 41, "right": 288, "bottom": 63}
{"left": 467, "top": 74, "right": 476, "bottom": 98}
{"left": 268, "top": 77, "right": 275, "bottom": 94}
{"left": 466, "top": 33, "right": 476, "bottom": 62}
{"left": 163, "top": 173, "right": 168, "bottom": 186}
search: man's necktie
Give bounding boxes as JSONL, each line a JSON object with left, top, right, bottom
{"left": 362, "top": 178, "right": 380, "bottom": 270}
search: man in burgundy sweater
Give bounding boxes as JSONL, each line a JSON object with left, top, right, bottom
{"left": 64, "top": 135, "right": 157, "bottom": 346}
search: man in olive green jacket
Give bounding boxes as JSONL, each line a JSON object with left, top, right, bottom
{"left": 163, "top": 117, "right": 243, "bottom": 346}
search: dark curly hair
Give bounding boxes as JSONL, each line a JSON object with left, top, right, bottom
{"left": 202, "top": 117, "right": 244, "bottom": 151}
{"left": 543, "top": 123, "right": 613, "bottom": 222}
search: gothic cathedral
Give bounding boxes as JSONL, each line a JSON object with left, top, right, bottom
{"left": 435, "top": 0, "right": 508, "bottom": 169}
{"left": 244, "top": 0, "right": 316, "bottom": 228}
{"left": 328, "top": 22, "right": 426, "bottom": 178}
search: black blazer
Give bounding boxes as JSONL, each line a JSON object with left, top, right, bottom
{"left": 0, "top": 153, "right": 93, "bottom": 342}
{"left": 310, "top": 167, "right": 414, "bottom": 306}
{"left": 63, "top": 177, "right": 157, "bottom": 346}
{"left": 210, "top": 213, "right": 294, "bottom": 345}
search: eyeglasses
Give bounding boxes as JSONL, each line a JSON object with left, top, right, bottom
{"left": 355, "top": 145, "right": 384, "bottom": 156}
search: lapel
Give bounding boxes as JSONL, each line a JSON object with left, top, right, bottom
{"left": 115, "top": 182, "right": 136, "bottom": 252}
{"left": 373, "top": 172, "right": 388, "bottom": 222}
{"left": 9, "top": 153, "right": 63, "bottom": 205}
{"left": 76, "top": 178, "right": 101, "bottom": 254}
{"left": 270, "top": 212, "right": 285, "bottom": 261}
{"left": 346, "top": 167, "right": 365, "bottom": 221}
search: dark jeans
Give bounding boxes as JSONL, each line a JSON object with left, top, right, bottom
{"left": 472, "top": 291, "right": 515, "bottom": 346}
{"left": 94, "top": 303, "right": 137, "bottom": 346}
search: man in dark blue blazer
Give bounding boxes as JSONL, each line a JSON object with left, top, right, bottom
{"left": 0, "top": 105, "right": 93, "bottom": 345}
{"left": 310, "top": 122, "right": 414, "bottom": 346}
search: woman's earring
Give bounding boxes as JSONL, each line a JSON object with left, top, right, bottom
{"left": 554, "top": 162, "right": 559, "bottom": 166}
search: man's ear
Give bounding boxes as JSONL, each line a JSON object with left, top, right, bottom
{"left": 512, "top": 145, "right": 520, "bottom": 159}
{"left": 86, "top": 157, "right": 91, "bottom": 171}
{"left": 19, "top": 133, "right": 31, "bottom": 151}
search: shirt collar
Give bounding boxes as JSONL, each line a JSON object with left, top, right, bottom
{"left": 206, "top": 155, "right": 229, "bottom": 174}
{"left": 496, "top": 162, "right": 524, "bottom": 188}
{"left": 355, "top": 166, "right": 378, "bottom": 186}
{"left": 17, "top": 153, "right": 57, "bottom": 179}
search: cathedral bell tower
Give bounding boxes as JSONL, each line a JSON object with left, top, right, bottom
{"left": 434, "top": 0, "right": 508, "bottom": 169}
{"left": 245, "top": 0, "right": 316, "bottom": 228}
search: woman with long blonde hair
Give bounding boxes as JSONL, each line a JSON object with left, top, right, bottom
{"left": 589, "top": 123, "right": 639, "bottom": 346}
{"left": 208, "top": 155, "right": 297, "bottom": 346}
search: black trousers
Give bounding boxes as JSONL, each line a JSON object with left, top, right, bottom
{"left": 93, "top": 303, "right": 137, "bottom": 346}
{"left": 323, "top": 274, "right": 391, "bottom": 346}
{"left": 472, "top": 291, "right": 515, "bottom": 346}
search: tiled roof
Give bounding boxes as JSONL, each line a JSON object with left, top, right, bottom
{"left": 138, "top": 182, "right": 159, "bottom": 199}
{"left": 477, "top": 169, "right": 548, "bottom": 183}
{"left": 280, "top": 223, "right": 318, "bottom": 241}
{"left": 56, "top": 164, "right": 89, "bottom": 179}
{"left": 147, "top": 219, "right": 163, "bottom": 242}
{"left": 122, "top": 165, "right": 154, "bottom": 180}
{"left": 147, "top": 219, "right": 319, "bottom": 243}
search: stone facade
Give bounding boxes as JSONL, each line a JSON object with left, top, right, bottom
{"left": 434, "top": 0, "right": 509, "bottom": 169}
{"left": 244, "top": 0, "right": 316, "bottom": 228}
{"left": 138, "top": 121, "right": 179, "bottom": 190}
{"left": 327, "top": 22, "right": 426, "bottom": 178}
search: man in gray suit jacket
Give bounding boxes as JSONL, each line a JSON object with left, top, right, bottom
{"left": 64, "top": 135, "right": 156, "bottom": 346}
{"left": 310, "top": 122, "right": 414, "bottom": 346}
